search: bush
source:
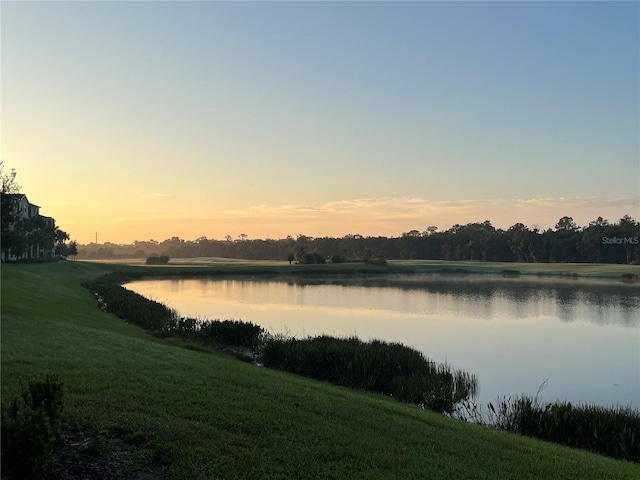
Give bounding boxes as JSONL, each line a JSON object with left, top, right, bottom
{"left": 1, "top": 374, "right": 64, "bottom": 479}
{"left": 330, "top": 254, "right": 345, "bottom": 264}
{"left": 164, "top": 317, "right": 264, "bottom": 350}
{"left": 145, "top": 255, "right": 170, "bottom": 265}
{"left": 297, "top": 252, "right": 326, "bottom": 264}
{"left": 260, "top": 335, "right": 477, "bottom": 414}
{"left": 85, "top": 273, "right": 175, "bottom": 333}
{"left": 86, "top": 273, "right": 264, "bottom": 350}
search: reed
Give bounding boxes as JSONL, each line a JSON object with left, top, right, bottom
{"left": 260, "top": 334, "right": 477, "bottom": 414}
{"left": 454, "top": 394, "right": 640, "bottom": 463}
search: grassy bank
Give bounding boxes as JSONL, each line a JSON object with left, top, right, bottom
{"left": 2, "top": 261, "right": 639, "bottom": 479}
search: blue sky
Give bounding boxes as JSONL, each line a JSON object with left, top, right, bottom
{"left": 2, "top": 1, "right": 638, "bottom": 243}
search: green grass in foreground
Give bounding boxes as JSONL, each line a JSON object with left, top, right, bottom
{"left": 2, "top": 261, "right": 639, "bottom": 479}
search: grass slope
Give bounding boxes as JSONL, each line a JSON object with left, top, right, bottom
{"left": 2, "top": 261, "right": 638, "bottom": 479}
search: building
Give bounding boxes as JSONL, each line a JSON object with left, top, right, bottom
{"left": 1, "top": 193, "right": 56, "bottom": 262}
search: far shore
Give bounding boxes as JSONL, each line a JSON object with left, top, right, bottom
{"left": 77, "top": 257, "right": 639, "bottom": 280}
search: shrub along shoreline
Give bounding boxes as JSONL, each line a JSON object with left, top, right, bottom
{"left": 84, "top": 267, "right": 639, "bottom": 463}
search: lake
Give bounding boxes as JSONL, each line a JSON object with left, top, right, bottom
{"left": 124, "top": 274, "right": 640, "bottom": 409}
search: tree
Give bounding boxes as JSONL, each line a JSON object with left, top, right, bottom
{"left": 1, "top": 163, "right": 22, "bottom": 260}
{"left": 555, "top": 216, "right": 578, "bottom": 232}
{"left": 54, "top": 226, "right": 70, "bottom": 257}
{"left": 551, "top": 216, "right": 580, "bottom": 262}
{"left": 0, "top": 162, "right": 21, "bottom": 194}
{"left": 68, "top": 241, "right": 78, "bottom": 259}
{"left": 507, "top": 223, "right": 532, "bottom": 262}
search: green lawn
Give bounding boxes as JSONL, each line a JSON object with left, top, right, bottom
{"left": 389, "top": 259, "right": 640, "bottom": 277}
{"left": 84, "top": 256, "right": 640, "bottom": 278}
{"left": 2, "top": 261, "right": 639, "bottom": 479}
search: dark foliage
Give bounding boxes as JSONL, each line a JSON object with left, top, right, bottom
{"left": 76, "top": 215, "right": 640, "bottom": 265}
{"left": 85, "top": 273, "right": 173, "bottom": 333}
{"left": 260, "top": 335, "right": 477, "bottom": 414}
{"left": 163, "top": 317, "right": 264, "bottom": 350}
{"left": 145, "top": 255, "right": 170, "bottom": 265}
{"left": 85, "top": 273, "right": 263, "bottom": 350}
{"left": 1, "top": 374, "right": 64, "bottom": 479}
{"left": 490, "top": 396, "right": 640, "bottom": 463}
{"left": 457, "top": 394, "right": 640, "bottom": 463}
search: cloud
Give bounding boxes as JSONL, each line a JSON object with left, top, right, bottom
{"left": 222, "top": 195, "right": 638, "bottom": 217}
{"left": 215, "top": 195, "right": 640, "bottom": 232}
{"left": 141, "top": 193, "right": 171, "bottom": 198}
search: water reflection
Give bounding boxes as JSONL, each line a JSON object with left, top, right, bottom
{"left": 276, "top": 275, "right": 640, "bottom": 327}
{"left": 153, "top": 275, "right": 639, "bottom": 327}
{"left": 124, "top": 275, "right": 640, "bottom": 408}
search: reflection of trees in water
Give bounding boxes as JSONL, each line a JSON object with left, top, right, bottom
{"left": 272, "top": 275, "right": 640, "bottom": 328}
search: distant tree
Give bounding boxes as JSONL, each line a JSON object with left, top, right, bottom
{"left": 507, "top": 223, "right": 532, "bottom": 262}
{"left": 287, "top": 252, "right": 295, "bottom": 265}
{"left": 552, "top": 216, "right": 580, "bottom": 262}
{"left": 616, "top": 215, "right": 640, "bottom": 264}
{"left": 555, "top": 216, "right": 578, "bottom": 232}
{"left": 579, "top": 217, "right": 611, "bottom": 263}
{"left": 68, "top": 240, "right": 78, "bottom": 260}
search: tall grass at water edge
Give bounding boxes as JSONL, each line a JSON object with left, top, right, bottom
{"left": 260, "top": 334, "right": 478, "bottom": 414}
{"left": 453, "top": 380, "right": 639, "bottom": 463}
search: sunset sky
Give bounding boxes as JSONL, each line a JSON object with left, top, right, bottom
{"left": 2, "top": 1, "right": 638, "bottom": 244}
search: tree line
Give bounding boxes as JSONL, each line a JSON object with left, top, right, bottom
{"left": 77, "top": 215, "right": 640, "bottom": 264}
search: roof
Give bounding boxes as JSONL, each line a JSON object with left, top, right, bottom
{"left": 1, "top": 193, "right": 40, "bottom": 208}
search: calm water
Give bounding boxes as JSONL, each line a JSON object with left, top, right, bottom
{"left": 124, "top": 275, "right": 640, "bottom": 408}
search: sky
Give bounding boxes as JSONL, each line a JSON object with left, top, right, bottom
{"left": 2, "top": 1, "right": 639, "bottom": 244}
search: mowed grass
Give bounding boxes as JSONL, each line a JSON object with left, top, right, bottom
{"left": 389, "top": 259, "right": 640, "bottom": 278}
{"left": 85, "top": 256, "right": 639, "bottom": 279}
{"left": 2, "top": 261, "right": 639, "bottom": 479}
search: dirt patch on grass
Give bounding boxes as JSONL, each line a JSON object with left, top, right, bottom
{"left": 45, "top": 429, "right": 166, "bottom": 480}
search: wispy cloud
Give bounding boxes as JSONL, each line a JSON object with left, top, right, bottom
{"left": 141, "top": 193, "right": 171, "bottom": 198}
{"left": 221, "top": 195, "right": 640, "bottom": 222}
